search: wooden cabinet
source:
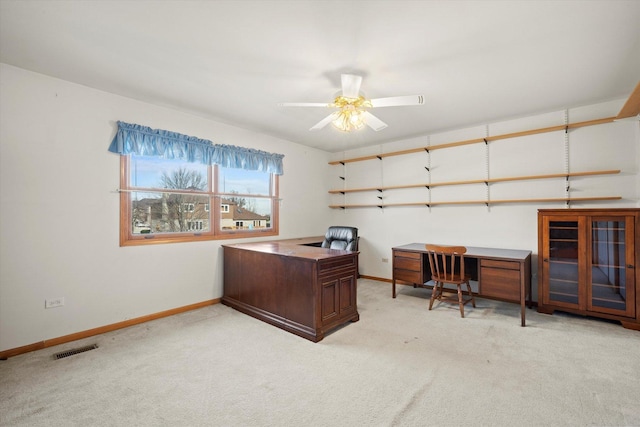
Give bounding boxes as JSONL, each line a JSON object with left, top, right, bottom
{"left": 318, "top": 255, "right": 358, "bottom": 324}
{"left": 538, "top": 209, "right": 640, "bottom": 330}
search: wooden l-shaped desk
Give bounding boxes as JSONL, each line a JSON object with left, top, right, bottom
{"left": 393, "top": 243, "right": 532, "bottom": 326}
{"left": 222, "top": 237, "right": 532, "bottom": 343}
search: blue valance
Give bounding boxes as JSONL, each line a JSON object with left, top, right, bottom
{"left": 108, "top": 121, "right": 284, "bottom": 175}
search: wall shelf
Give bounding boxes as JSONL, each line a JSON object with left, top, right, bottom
{"left": 329, "top": 196, "right": 622, "bottom": 209}
{"left": 328, "top": 116, "right": 616, "bottom": 166}
{"left": 330, "top": 114, "right": 626, "bottom": 210}
{"left": 328, "top": 169, "right": 620, "bottom": 195}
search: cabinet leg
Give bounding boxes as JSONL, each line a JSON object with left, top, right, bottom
{"left": 392, "top": 280, "right": 396, "bottom": 298}
{"left": 537, "top": 306, "right": 554, "bottom": 315}
{"left": 620, "top": 321, "right": 640, "bottom": 331}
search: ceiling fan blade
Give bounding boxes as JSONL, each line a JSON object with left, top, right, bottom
{"left": 310, "top": 112, "right": 339, "bottom": 131}
{"left": 341, "top": 74, "right": 362, "bottom": 98}
{"left": 370, "top": 95, "right": 424, "bottom": 108}
{"left": 277, "top": 102, "right": 331, "bottom": 107}
{"left": 362, "top": 111, "right": 388, "bottom": 131}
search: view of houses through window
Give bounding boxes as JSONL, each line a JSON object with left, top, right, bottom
{"left": 122, "top": 154, "right": 278, "bottom": 245}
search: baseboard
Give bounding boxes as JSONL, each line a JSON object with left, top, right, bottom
{"left": 0, "top": 299, "right": 220, "bottom": 360}
{"left": 359, "top": 274, "right": 391, "bottom": 283}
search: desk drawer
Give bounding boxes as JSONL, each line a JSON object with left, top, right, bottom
{"left": 394, "top": 269, "right": 424, "bottom": 284}
{"left": 394, "top": 250, "right": 422, "bottom": 270}
{"left": 319, "top": 255, "right": 357, "bottom": 276}
{"left": 395, "top": 250, "right": 421, "bottom": 260}
{"left": 480, "top": 266, "right": 520, "bottom": 301}
{"left": 480, "top": 259, "right": 520, "bottom": 270}
{"left": 394, "top": 257, "right": 421, "bottom": 271}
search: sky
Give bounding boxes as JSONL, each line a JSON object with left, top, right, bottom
{"left": 131, "top": 155, "right": 271, "bottom": 194}
{"left": 130, "top": 155, "right": 273, "bottom": 215}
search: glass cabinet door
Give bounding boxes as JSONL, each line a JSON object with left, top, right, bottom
{"left": 588, "top": 217, "right": 635, "bottom": 317}
{"left": 544, "top": 219, "right": 582, "bottom": 308}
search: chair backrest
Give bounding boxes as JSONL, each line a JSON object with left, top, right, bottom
{"left": 321, "top": 226, "right": 358, "bottom": 251}
{"left": 425, "top": 244, "right": 467, "bottom": 282}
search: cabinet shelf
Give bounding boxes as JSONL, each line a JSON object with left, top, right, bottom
{"left": 549, "top": 259, "right": 578, "bottom": 265}
{"left": 592, "top": 264, "right": 625, "bottom": 269}
{"left": 550, "top": 290, "right": 578, "bottom": 297}
{"left": 550, "top": 276, "right": 578, "bottom": 283}
{"left": 591, "top": 232, "right": 624, "bottom": 233}
{"left": 593, "top": 282, "right": 625, "bottom": 289}
{"left": 592, "top": 295, "right": 626, "bottom": 303}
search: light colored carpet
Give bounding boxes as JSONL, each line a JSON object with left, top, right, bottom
{"left": 1, "top": 279, "right": 639, "bottom": 426}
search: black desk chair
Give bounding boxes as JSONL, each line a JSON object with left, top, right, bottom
{"left": 321, "top": 226, "right": 358, "bottom": 251}
{"left": 425, "top": 244, "right": 475, "bottom": 318}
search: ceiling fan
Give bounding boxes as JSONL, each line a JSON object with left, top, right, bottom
{"left": 278, "top": 74, "right": 424, "bottom": 132}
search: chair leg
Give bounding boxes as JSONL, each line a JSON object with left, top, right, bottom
{"left": 429, "top": 281, "right": 439, "bottom": 310}
{"left": 457, "top": 284, "right": 465, "bottom": 318}
{"left": 466, "top": 281, "right": 476, "bottom": 307}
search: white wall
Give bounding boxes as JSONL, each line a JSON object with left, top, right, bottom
{"left": 0, "top": 64, "right": 332, "bottom": 352}
{"left": 329, "top": 100, "right": 640, "bottom": 291}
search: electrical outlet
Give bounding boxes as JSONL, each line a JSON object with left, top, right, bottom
{"left": 45, "top": 297, "right": 65, "bottom": 309}
{"left": 381, "top": 258, "right": 389, "bottom": 263}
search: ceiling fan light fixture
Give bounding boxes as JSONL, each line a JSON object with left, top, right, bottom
{"left": 331, "top": 95, "right": 371, "bottom": 110}
{"left": 330, "top": 95, "right": 370, "bottom": 132}
{"left": 332, "top": 108, "right": 366, "bottom": 132}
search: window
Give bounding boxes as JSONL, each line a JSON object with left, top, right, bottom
{"left": 109, "top": 121, "right": 283, "bottom": 246}
{"left": 187, "top": 220, "right": 204, "bottom": 231}
{"left": 180, "top": 203, "right": 195, "bottom": 213}
{"left": 120, "top": 154, "right": 279, "bottom": 245}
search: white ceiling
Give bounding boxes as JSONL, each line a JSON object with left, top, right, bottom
{"left": 1, "top": 0, "right": 639, "bottom": 152}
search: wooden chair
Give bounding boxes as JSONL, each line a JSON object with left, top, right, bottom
{"left": 425, "top": 244, "right": 476, "bottom": 318}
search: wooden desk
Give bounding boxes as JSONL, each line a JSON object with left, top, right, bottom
{"left": 223, "top": 238, "right": 359, "bottom": 342}
{"left": 392, "top": 243, "right": 532, "bottom": 326}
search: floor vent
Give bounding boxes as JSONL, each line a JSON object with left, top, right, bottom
{"left": 53, "top": 344, "right": 98, "bottom": 360}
